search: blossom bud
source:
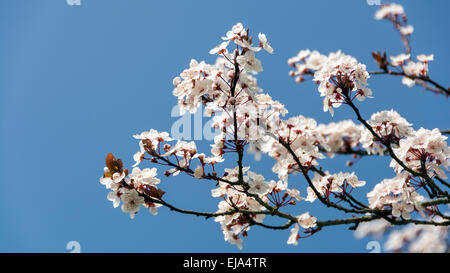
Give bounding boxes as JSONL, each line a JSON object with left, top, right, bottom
{"left": 172, "top": 76, "right": 182, "bottom": 87}
{"left": 194, "top": 166, "right": 204, "bottom": 179}
{"left": 163, "top": 144, "right": 171, "bottom": 152}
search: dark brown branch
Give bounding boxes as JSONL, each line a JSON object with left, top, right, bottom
{"left": 145, "top": 147, "right": 241, "bottom": 186}
{"left": 344, "top": 94, "right": 447, "bottom": 193}
{"left": 369, "top": 70, "right": 449, "bottom": 97}
{"left": 269, "top": 132, "right": 381, "bottom": 215}
{"left": 249, "top": 219, "right": 295, "bottom": 230}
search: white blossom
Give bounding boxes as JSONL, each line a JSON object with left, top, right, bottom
{"left": 305, "top": 172, "right": 366, "bottom": 202}
{"left": 399, "top": 25, "right": 414, "bottom": 35}
{"left": 193, "top": 165, "right": 204, "bottom": 178}
{"left": 417, "top": 54, "right": 434, "bottom": 63}
{"left": 247, "top": 171, "right": 271, "bottom": 196}
{"left": 296, "top": 212, "right": 317, "bottom": 229}
{"left": 209, "top": 41, "right": 230, "bottom": 55}
{"left": 390, "top": 128, "right": 449, "bottom": 178}
{"left": 236, "top": 50, "right": 263, "bottom": 73}
{"left": 287, "top": 224, "right": 300, "bottom": 246}
{"left": 309, "top": 50, "right": 372, "bottom": 115}
{"left": 121, "top": 189, "right": 145, "bottom": 219}
{"left": 361, "top": 110, "right": 414, "bottom": 154}
{"left": 375, "top": 3, "right": 404, "bottom": 20}
{"left": 258, "top": 33, "right": 273, "bottom": 54}
{"left": 390, "top": 54, "right": 410, "bottom": 66}
{"left": 129, "top": 167, "right": 160, "bottom": 187}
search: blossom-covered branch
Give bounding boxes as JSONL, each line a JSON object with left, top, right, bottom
{"left": 99, "top": 3, "right": 449, "bottom": 252}
{"left": 370, "top": 3, "right": 449, "bottom": 96}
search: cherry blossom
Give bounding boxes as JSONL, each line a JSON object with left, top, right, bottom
{"left": 209, "top": 41, "right": 230, "bottom": 55}
{"left": 290, "top": 50, "right": 372, "bottom": 115}
{"left": 390, "top": 53, "right": 410, "bottom": 66}
{"left": 385, "top": 222, "right": 448, "bottom": 253}
{"left": 257, "top": 33, "right": 273, "bottom": 54}
{"left": 193, "top": 165, "right": 204, "bottom": 179}
{"left": 247, "top": 171, "right": 271, "bottom": 196}
{"left": 360, "top": 110, "right": 414, "bottom": 155}
{"left": 287, "top": 224, "right": 300, "bottom": 246}
{"left": 129, "top": 167, "right": 160, "bottom": 187}
{"left": 236, "top": 50, "right": 263, "bottom": 73}
{"left": 417, "top": 54, "right": 434, "bottom": 63}
{"left": 107, "top": 190, "right": 121, "bottom": 208}
{"left": 296, "top": 212, "right": 317, "bottom": 229}
{"left": 121, "top": 189, "right": 145, "bottom": 219}
{"left": 315, "top": 120, "right": 364, "bottom": 156}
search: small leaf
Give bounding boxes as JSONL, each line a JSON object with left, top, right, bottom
{"left": 144, "top": 186, "right": 166, "bottom": 199}
{"left": 105, "top": 153, "right": 115, "bottom": 172}
{"left": 105, "top": 153, "right": 123, "bottom": 173}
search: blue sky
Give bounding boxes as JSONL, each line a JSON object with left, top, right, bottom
{"left": 0, "top": 0, "right": 448, "bottom": 252}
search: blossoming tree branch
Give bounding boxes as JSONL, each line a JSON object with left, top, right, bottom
{"left": 99, "top": 3, "right": 449, "bottom": 251}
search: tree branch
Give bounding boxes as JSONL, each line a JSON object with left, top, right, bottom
{"left": 369, "top": 70, "right": 449, "bottom": 97}
{"left": 344, "top": 94, "right": 448, "bottom": 196}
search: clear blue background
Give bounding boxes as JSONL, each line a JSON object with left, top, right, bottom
{"left": 0, "top": 0, "right": 448, "bottom": 252}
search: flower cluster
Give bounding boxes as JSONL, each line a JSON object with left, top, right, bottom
{"left": 288, "top": 49, "right": 327, "bottom": 82}
{"left": 389, "top": 53, "right": 435, "bottom": 88}
{"left": 264, "top": 115, "right": 326, "bottom": 183}
{"left": 373, "top": 4, "right": 440, "bottom": 90}
{"left": 315, "top": 120, "right": 365, "bottom": 157}
{"left": 132, "top": 129, "right": 173, "bottom": 166}
{"left": 374, "top": 3, "right": 414, "bottom": 44}
{"left": 367, "top": 172, "right": 425, "bottom": 219}
{"left": 100, "top": 153, "right": 163, "bottom": 218}
{"left": 208, "top": 91, "right": 288, "bottom": 159}
{"left": 212, "top": 166, "right": 313, "bottom": 249}
{"left": 214, "top": 192, "right": 266, "bottom": 249}
{"left": 287, "top": 212, "right": 318, "bottom": 246}
{"left": 385, "top": 220, "right": 449, "bottom": 253}
{"left": 173, "top": 22, "right": 273, "bottom": 115}
{"left": 289, "top": 50, "right": 372, "bottom": 115}
{"left": 355, "top": 217, "right": 449, "bottom": 253}
{"left": 305, "top": 171, "right": 366, "bottom": 203}
{"left": 354, "top": 219, "right": 391, "bottom": 239}
{"left": 173, "top": 23, "right": 288, "bottom": 163}
{"left": 390, "top": 128, "right": 450, "bottom": 179}
{"left": 361, "top": 110, "right": 414, "bottom": 154}
{"left": 374, "top": 3, "right": 405, "bottom": 21}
